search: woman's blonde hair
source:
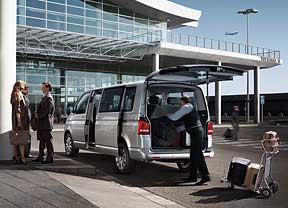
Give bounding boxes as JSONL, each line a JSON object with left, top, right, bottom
{"left": 10, "top": 80, "right": 26, "bottom": 104}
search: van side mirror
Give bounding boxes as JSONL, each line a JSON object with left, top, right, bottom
{"left": 66, "top": 105, "right": 74, "bottom": 116}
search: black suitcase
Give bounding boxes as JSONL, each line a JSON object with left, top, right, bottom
{"left": 227, "top": 157, "right": 251, "bottom": 186}
{"left": 224, "top": 128, "right": 233, "bottom": 139}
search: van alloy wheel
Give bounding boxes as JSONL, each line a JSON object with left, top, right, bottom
{"left": 177, "top": 160, "right": 190, "bottom": 172}
{"left": 64, "top": 133, "right": 78, "bottom": 157}
{"left": 114, "top": 143, "right": 134, "bottom": 174}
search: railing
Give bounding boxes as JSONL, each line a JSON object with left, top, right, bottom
{"left": 147, "top": 30, "right": 280, "bottom": 60}
{"left": 165, "top": 31, "right": 281, "bottom": 60}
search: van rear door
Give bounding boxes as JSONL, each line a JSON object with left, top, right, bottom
{"left": 145, "top": 64, "right": 244, "bottom": 84}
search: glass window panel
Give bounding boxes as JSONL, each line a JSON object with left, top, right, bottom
{"left": 103, "top": 29, "right": 118, "bottom": 38}
{"left": 75, "top": 93, "right": 90, "bottom": 114}
{"left": 86, "top": 18, "right": 102, "bottom": 27}
{"left": 86, "top": 26, "right": 102, "bottom": 36}
{"left": 101, "top": 73, "right": 117, "bottom": 87}
{"left": 103, "top": 21, "right": 118, "bottom": 30}
{"left": 103, "top": 12, "right": 118, "bottom": 22}
{"left": 17, "top": 6, "right": 25, "bottom": 16}
{"left": 68, "top": 15, "right": 84, "bottom": 25}
{"left": 123, "top": 87, "right": 136, "bottom": 111}
{"left": 135, "top": 27, "right": 148, "bottom": 34}
{"left": 119, "top": 32, "right": 133, "bottom": 40}
{"left": 149, "top": 20, "right": 161, "bottom": 29}
{"left": 17, "top": 16, "right": 25, "bottom": 25}
{"left": 99, "top": 87, "right": 123, "bottom": 112}
{"left": 26, "top": 74, "right": 47, "bottom": 85}
{"left": 85, "top": 1, "right": 102, "bottom": 11}
{"left": 119, "top": 23, "right": 133, "bottom": 32}
{"left": 48, "top": 20, "right": 66, "bottom": 30}
{"left": 27, "top": 0, "right": 45, "bottom": 10}
{"left": 26, "top": 17, "right": 46, "bottom": 28}
{"left": 47, "top": 2, "right": 66, "bottom": 13}
{"left": 47, "top": 12, "right": 65, "bottom": 21}
{"left": 68, "top": 0, "right": 85, "bottom": 8}
{"left": 67, "top": 6, "right": 84, "bottom": 16}
{"left": 103, "top": 4, "right": 118, "bottom": 13}
{"left": 86, "top": 10, "right": 101, "bottom": 19}
{"left": 135, "top": 18, "right": 148, "bottom": 27}
{"left": 26, "top": 8, "right": 46, "bottom": 19}
{"left": 119, "top": 15, "right": 134, "bottom": 25}
{"left": 17, "top": 0, "right": 25, "bottom": 6}
{"left": 67, "top": 24, "right": 84, "bottom": 33}
{"left": 119, "top": 8, "right": 133, "bottom": 17}
{"left": 48, "top": 0, "right": 66, "bottom": 4}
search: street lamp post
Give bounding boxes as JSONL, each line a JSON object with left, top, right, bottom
{"left": 238, "top": 8, "right": 258, "bottom": 123}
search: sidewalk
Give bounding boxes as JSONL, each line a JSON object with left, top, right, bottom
{"left": 0, "top": 153, "right": 185, "bottom": 208}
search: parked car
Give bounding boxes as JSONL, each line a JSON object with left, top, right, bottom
{"left": 64, "top": 64, "right": 243, "bottom": 174}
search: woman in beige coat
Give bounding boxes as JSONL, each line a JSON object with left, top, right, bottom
{"left": 10, "top": 80, "right": 30, "bottom": 164}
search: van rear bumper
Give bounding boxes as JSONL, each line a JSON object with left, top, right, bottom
{"left": 129, "top": 148, "right": 214, "bottom": 161}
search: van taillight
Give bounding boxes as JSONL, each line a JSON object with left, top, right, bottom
{"left": 207, "top": 121, "right": 213, "bottom": 135}
{"left": 138, "top": 119, "right": 150, "bottom": 135}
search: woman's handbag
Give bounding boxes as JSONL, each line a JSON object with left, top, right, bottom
{"left": 31, "top": 112, "right": 37, "bottom": 131}
{"left": 9, "top": 130, "right": 31, "bottom": 145}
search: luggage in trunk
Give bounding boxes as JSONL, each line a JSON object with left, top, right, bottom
{"left": 227, "top": 157, "right": 251, "bottom": 186}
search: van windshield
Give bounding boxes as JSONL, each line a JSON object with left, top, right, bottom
{"left": 147, "top": 84, "right": 207, "bottom": 149}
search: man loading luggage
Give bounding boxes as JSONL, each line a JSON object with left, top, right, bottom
{"left": 163, "top": 96, "right": 210, "bottom": 185}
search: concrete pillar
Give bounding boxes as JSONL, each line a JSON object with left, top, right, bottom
{"left": 0, "top": 0, "right": 17, "bottom": 160}
{"left": 215, "top": 62, "right": 222, "bottom": 124}
{"left": 254, "top": 66, "right": 260, "bottom": 124}
{"left": 152, "top": 53, "right": 159, "bottom": 71}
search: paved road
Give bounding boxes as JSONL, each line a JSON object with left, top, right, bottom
{"left": 31, "top": 125, "right": 288, "bottom": 208}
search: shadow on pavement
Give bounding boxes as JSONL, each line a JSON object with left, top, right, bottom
{"left": 190, "top": 187, "right": 258, "bottom": 204}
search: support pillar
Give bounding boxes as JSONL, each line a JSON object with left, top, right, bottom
{"left": 215, "top": 62, "right": 222, "bottom": 124}
{"left": 0, "top": 0, "right": 17, "bottom": 160}
{"left": 254, "top": 66, "right": 260, "bottom": 124}
{"left": 152, "top": 53, "right": 159, "bottom": 71}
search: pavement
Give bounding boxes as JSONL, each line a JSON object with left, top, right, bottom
{"left": 1, "top": 122, "right": 286, "bottom": 208}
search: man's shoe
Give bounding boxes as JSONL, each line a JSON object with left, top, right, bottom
{"left": 25, "top": 154, "right": 33, "bottom": 158}
{"left": 33, "top": 158, "right": 43, "bottom": 162}
{"left": 195, "top": 176, "right": 211, "bottom": 185}
{"left": 182, "top": 176, "right": 197, "bottom": 183}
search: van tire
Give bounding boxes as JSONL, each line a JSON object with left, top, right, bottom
{"left": 177, "top": 160, "right": 190, "bottom": 172}
{"left": 114, "top": 143, "right": 134, "bottom": 174}
{"left": 64, "top": 133, "right": 79, "bottom": 157}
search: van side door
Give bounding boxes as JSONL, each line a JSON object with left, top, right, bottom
{"left": 71, "top": 92, "right": 90, "bottom": 143}
{"left": 95, "top": 87, "right": 124, "bottom": 149}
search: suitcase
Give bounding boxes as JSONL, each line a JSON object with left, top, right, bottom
{"left": 244, "top": 163, "right": 263, "bottom": 190}
{"left": 227, "top": 157, "right": 251, "bottom": 186}
{"left": 224, "top": 128, "right": 233, "bottom": 139}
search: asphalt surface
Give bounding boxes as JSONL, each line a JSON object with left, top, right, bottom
{"left": 26, "top": 124, "right": 288, "bottom": 208}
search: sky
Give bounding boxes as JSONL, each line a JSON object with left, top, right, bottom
{"left": 170, "top": 0, "right": 288, "bottom": 95}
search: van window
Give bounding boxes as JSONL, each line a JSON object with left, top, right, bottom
{"left": 123, "top": 87, "right": 136, "bottom": 111}
{"left": 75, "top": 92, "right": 90, "bottom": 114}
{"left": 99, "top": 87, "right": 124, "bottom": 112}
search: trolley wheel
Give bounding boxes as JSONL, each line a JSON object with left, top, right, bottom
{"left": 271, "top": 181, "right": 279, "bottom": 194}
{"left": 260, "top": 188, "right": 272, "bottom": 198}
{"left": 227, "top": 183, "right": 235, "bottom": 190}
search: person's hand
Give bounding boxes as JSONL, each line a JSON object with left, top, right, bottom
{"left": 35, "top": 113, "right": 38, "bottom": 118}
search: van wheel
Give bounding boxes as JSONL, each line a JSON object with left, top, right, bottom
{"left": 114, "top": 143, "right": 134, "bottom": 174}
{"left": 64, "top": 133, "right": 79, "bottom": 157}
{"left": 177, "top": 160, "right": 190, "bottom": 172}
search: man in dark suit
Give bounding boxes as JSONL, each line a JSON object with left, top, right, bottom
{"left": 163, "top": 96, "right": 210, "bottom": 185}
{"left": 33, "top": 82, "right": 55, "bottom": 163}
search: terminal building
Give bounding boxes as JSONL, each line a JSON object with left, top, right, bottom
{"left": 0, "top": 0, "right": 282, "bottom": 131}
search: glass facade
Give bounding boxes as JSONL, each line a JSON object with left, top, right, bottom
{"left": 17, "top": 0, "right": 164, "bottom": 42}
{"left": 16, "top": 0, "right": 162, "bottom": 121}
{"left": 16, "top": 58, "right": 147, "bottom": 120}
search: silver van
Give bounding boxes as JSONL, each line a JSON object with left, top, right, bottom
{"left": 64, "top": 65, "right": 243, "bottom": 173}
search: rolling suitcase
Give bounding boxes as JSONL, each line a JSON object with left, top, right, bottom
{"left": 227, "top": 157, "right": 251, "bottom": 186}
{"left": 244, "top": 163, "right": 263, "bottom": 191}
{"left": 224, "top": 128, "right": 233, "bottom": 139}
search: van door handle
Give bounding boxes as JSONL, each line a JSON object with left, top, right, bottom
{"left": 97, "top": 115, "right": 103, "bottom": 119}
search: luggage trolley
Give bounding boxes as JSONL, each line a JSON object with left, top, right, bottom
{"left": 221, "top": 131, "right": 280, "bottom": 199}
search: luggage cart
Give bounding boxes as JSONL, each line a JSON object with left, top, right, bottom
{"left": 221, "top": 134, "right": 280, "bottom": 199}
